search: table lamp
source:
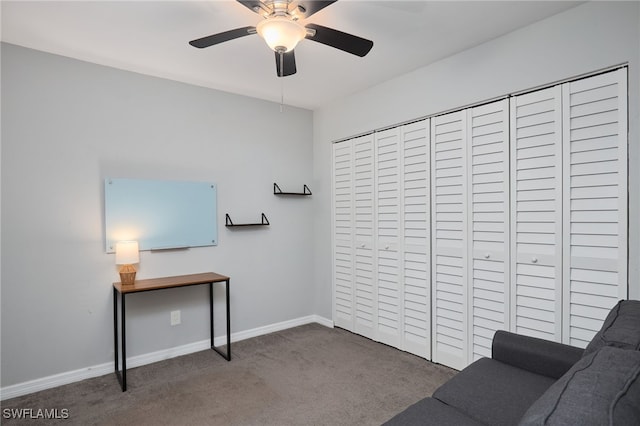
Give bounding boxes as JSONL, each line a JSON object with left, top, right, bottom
{"left": 115, "top": 241, "right": 139, "bottom": 285}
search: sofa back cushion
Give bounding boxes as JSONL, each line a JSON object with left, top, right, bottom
{"left": 584, "top": 299, "right": 640, "bottom": 357}
{"left": 518, "top": 346, "right": 640, "bottom": 426}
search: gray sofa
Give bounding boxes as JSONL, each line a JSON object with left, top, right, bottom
{"left": 384, "top": 300, "right": 640, "bottom": 426}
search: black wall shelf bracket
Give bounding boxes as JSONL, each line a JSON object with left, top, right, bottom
{"left": 225, "top": 213, "right": 270, "bottom": 227}
{"left": 273, "top": 182, "right": 312, "bottom": 196}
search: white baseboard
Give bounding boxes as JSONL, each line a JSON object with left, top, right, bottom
{"left": 224, "top": 314, "right": 333, "bottom": 344}
{"left": 0, "top": 315, "right": 333, "bottom": 401}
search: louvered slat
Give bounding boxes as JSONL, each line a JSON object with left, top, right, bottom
{"left": 431, "top": 111, "right": 468, "bottom": 370}
{"left": 562, "top": 69, "right": 628, "bottom": 347}
{"left": 468, "top": 100, "right": 510, "bottom": 361}
{"left": 510, "top": 86, "right": 563, "bottom": 343}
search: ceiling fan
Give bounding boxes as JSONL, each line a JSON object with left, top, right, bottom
{"left": 189, "top": 0, "right": 374, "bottom": 77}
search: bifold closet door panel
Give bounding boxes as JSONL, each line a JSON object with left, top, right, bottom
{"left": 431, "top": 111, "right": 468, "bottom": 370}
{"left": 401, "top": 120, "right": 431, "bottom": 359}
{"left": 468, "top": 100, "right": 510, "bottom": 361}
{"left": 375, "top": 127, "right": 402, "bottom": 347}
{"left": 510, "top": 86, "right": 563, "bottom": 343}
{"left": 353, "top": 134, "right": 376, "bottom": 339}
{"left": 562, "top": 68, "right": 628, "bottom": 347}
{"left": 333, "top": 140, "right": 355, "bottom": 330}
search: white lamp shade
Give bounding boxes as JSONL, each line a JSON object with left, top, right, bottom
{"left": 115, "top": 241, "right": 139, "bottom": 265}
{"left": 256, "top": 17, "right": 306, "bottom": 52}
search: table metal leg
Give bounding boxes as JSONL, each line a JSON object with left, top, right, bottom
{"left": 121, "top": 293, "right": 127, "bottom": 390}
{"left": 209, "top": 282, "right": 214, "bottom": 350}
{"left": 226, "top": 278, "right": 231, "bottom": 360}
{"left": 113, "top": 288, "right": 118, "bottom": 378}
{"left": 211, "top": 279, "right": 231, "bottom": 361}
{"left": 114, "top": 291, "right": 127, "bottom": 391}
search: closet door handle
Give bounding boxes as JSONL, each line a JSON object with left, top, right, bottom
{"left": 385, "top": 245, "right": 390, "bottom": 250}
{"left": 360, "top": 244, "right": 365, "bottom": 248}
{"left": 484, "top": 253, "right": 490, "bottom": 259}
{"left": 532, "top": 257, "right": 538, "bottom": 264}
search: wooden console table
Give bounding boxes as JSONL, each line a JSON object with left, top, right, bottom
{"left": 113, "top": 272, "right": 230, "bottom": 391}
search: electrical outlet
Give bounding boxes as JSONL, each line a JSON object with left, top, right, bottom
{"left": 170, "top": 310, "right": 181, "bottom": 326}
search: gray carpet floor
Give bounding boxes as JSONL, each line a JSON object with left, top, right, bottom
{"left": 1, "top": 323, "right": 456, "bottom": 425}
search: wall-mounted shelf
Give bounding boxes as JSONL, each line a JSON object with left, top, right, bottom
{"left": 225, "top": 213, "right": 270, "bottom": 227}
{"left": 273, "top": 182, "right": 312, "bottom": 196}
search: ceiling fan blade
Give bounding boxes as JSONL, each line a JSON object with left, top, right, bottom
{"left": 295, "top": 1, "right": 338, "bottom": 18}
{"left": 275, "top": 50, "right": 297, "bottom": 77}
{"left": 236, "top": 1, "right": 266, "bottom": 14}
{"left": 189, "top": 26, "right": 256, "bottom": 48}
{"left": 305, "top": 24, "right": 373, "bottom": 57}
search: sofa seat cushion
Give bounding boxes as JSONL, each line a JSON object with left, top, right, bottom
{"left": 518, "top": 345, "right": 640, "bottom": 426}
{"left": 382, "top": 396, "right": 486, "bottom": 426}
{"left": 584, "top": 299, "right": 640, "bottom": 356}
{"left": 433, "top": 358, "right": 555, "bottom": 426}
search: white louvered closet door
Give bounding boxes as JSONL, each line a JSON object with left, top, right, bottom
{"left": 431, "top": 111, "right": 468, "bottom": 370}
{"left": 510, "top": 86, "right": 563, "bottom": 343}
{"left": 562, "top": 69, "right": 628, "bottom": 347}
{"left": 375, "top": 128, "right": 402, "bottom": 347}
{"left": 468, "top": 100, "right": 510, "bottom": 361}
{"left": 401, "top": 120, "right": 431, "bottom": 359}
{"left": 332, "top": 140, "right": 355, "bottom": 330}
{"left": 353, "top": 134, "right": 376, "bottom": 339}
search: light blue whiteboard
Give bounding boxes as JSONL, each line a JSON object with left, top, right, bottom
{"left": 104, "top": 178, "right": 217, "bottom": 253}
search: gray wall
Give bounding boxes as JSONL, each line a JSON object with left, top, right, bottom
{"left": 1, "top": 43, "right": 314, "bottom": 387}
{"left": 312, "top": 1, "right": 640, "bottom": 318}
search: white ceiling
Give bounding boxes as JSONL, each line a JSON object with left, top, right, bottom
{"left": 1, "top": 1, "right": 582, "bottom": 110}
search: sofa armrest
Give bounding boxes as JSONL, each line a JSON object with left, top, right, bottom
{"left": 491, "top": 330, "right": 584, "bottom": 379}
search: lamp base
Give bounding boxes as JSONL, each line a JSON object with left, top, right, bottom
{"left": 119, "top": 264, "right": 137, "bottom": 285}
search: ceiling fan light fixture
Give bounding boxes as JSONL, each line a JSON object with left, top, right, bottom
{"left": 256, "top": 17, "right": 306, "bottom": 53}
